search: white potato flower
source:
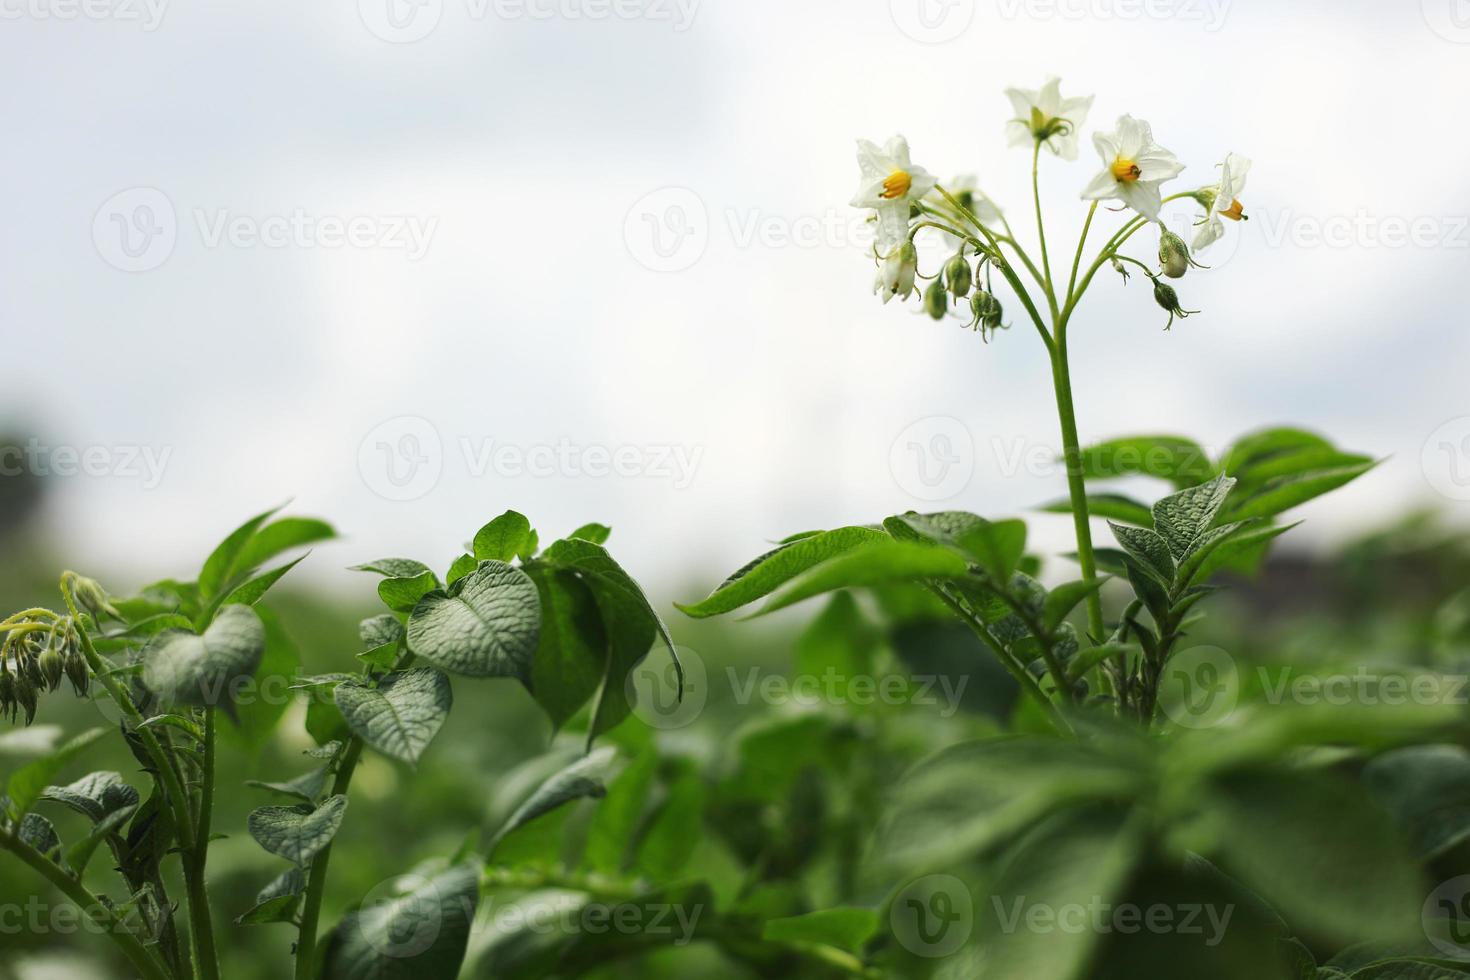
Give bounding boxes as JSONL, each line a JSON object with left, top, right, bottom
{"left": 1081, "top": 115, "right": 1185, "bottom": 220}
{"left": 1005, "top": 77, "right": 1094, "bottom": 160}
{"left": 851, "top": 135, "right": 937, "bottom": 255}
{"left": 1193, "top": 152, "right": 1252, "bottom": 251}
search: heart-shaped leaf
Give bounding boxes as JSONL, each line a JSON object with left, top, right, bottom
{"left": 336, "top": 669, "right": 452, "bottom": 767}
{"left": 248, "top": 795, "right": 348, "bottom": 866}
{"left": 142, "top": 604, "right": 265, "bottom": 712}
{"left": 323, "top": 862, "right": 479, "bottom": 980}
{"left": 236, "top": 867, "right": 306, "bottom": 926}
{"left": 406, "top": 562, "right": 540, "bottom": 678}
{"left": 41, "top": 771, "right": 139, "bottom": 823}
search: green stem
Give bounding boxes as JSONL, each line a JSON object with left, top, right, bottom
{"left": 1031, "top": 142, "right": 1059, "bottom": 319}
{"left": 1049, "top": 333, "right": 1107, "bottom": 644}
{"left": 0, "top": 829, "right": 174, "bottom": 980}
{"left": 294, "top": 737, "right": 364, "bottom": 980}
{"left": 183, "top": 708, "right": 221, "bottom": 980}
{"left": 1066, "top": 202, "right": 1099, "bottom": 304}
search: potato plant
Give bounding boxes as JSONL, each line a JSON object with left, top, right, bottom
{"left": 2, "top": 78, "right": 1469, "bottom": 980}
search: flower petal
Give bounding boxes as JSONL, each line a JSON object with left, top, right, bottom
{"left": 1117, "top": 180, "right": 1163, "bottom": 220}
{"left": 1080, "top": 168, "right": 1121, "bottom": 201}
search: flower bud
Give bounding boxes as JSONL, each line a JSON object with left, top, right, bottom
{"left": 73, "top": 576, "right": 119, "bottom": 622}
{"left": 64, "top": 639, "right": 89, "bottom": 699}
{"left": 874, "top": 242, "right": 919, "bottom": 305}
{"left": 39, "top": 643, "right": 63, "bottom": 693}
{"left": 924, "top": 280, "right": 948, "bottom": 321}
{"left": 944, "top": 253, "right": 972, "bottom": 299}
{"left": 16, "top": 670, "right": 38, "bottom": 726}
{"left": 1110, "top": 256, "right": 1132, "bottom": 283}
{"left": 1158, "top": 229, "right": 1205, "bottom": 279}
{"left": 0, "top": 666, "right": 16, "bottom": 723}
{"left": 1153, "top": 279, "right": 1200, "bottom": 331}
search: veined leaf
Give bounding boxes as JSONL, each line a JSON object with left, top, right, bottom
{"left": 236, "top": 867, "right": 306, "bottom": 926}
{"left": 323, "top": 862, "right": 478, "bottom": 980}
{"left": 473, "top": 511, "right": 535, "bottom": 563}
{"left": 336, "top": 668, "right": 453, "bottom": 767}
{"left": 523, "top": 566, "right": 605, "bottom": 731}
{"left": 1108, "top": 523, "right": 1176, "bottom": 587}
{"left": 247, "top": 795, "right": 348, "bottom": 866}
{"left": 406, "top": 561, "right": 540, "bottom": 679}
{"left": 1151, "top": 476, "right": 1236, "bottom": 561}
{"left": 759, "top": 539, "right": 970, "bottom": 615}
{"left": 5, "top": 728, "right": 107, "bottom": 819}
{"left": 40, "top": 771, "right": 139, "bottom": 824}
{"left": 141, "top": 604, "right": 266, "bottom": 713}
{"left": 489, "top": 747, "right": 620, "bottom": 855}
{"left": 677, "top": 527, "right": 887, "bottom": 618}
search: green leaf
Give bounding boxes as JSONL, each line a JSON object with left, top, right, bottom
{"left": 1209, "top": 769, "right": 1422, "bottom": 943}
{"left": 323, "top": 862, "right": 478, "bottom": 980}
{"left": 1043, "top": 579, "right": 1109, "bottom": 632}
{"left": 40, "top": 771, "right": 139, "bottom": 823}
{"left": 489, "top": 747, "right": 619, "bottom": 855}
{"left": 568, "top": 523, "right": 612, "bottom": 545}
{"left": 473, "top": 511, "right": 534, "bottom": 563}
{"left": 19, "top": 813, "right": 62, "bottom": 860}
{"left": 760, "top": 540, "right": 970, "bottom": 615}
{"left": 1067, "top": 642, "right": 1139, "bottom": 684}
{"left": 220, "top": 554, "right": 309, "bottom": 608}
{"left": 377, "top": 571, "right": 441, "bottom": 615}
{"left": 446, "top": 554, "right": 477, "bottom": 586}
{"left": 583, "top": 749, "right": 656, "bottom": 874}
{"left": 1187, "top": 522, "right": 1300, "bottom": 584}
{"left": 1042, "top": 494, "right": 1155, "bottom": 527}
{"left": 198, "top": 506, "right": 281, "bottom": 602}
{"left": 236, "top": 867, "right": 306, "bottom": 926}
{"left": 523, "top": 566, "right": 605, "bottom": 731}
{"left": 336, "top": 668, "right": 453, "bottom": 767}
{"left": 1079, "top": 435, "right": 1215, "bottom": 487}
{"left": 227, "top": 607, "right": 301, "bottom": 746}
{"left": 1151, "top": 475, "right": 1236, "bottom": 561}
{"left": 235, "top": 517, "right": 336, "bottom": 576}
{"left": 141, "top": 604, "right": 266, "bottom": 713}
{"left": 539, "top": 538, "right": 678, "bottom": 745}
{"left": 359, "top": 614, "right": 404, "bottom": 650}
{"left": 1107, "top": 523, "right": 1176, "bottom": 587}
{"left": 676, "top": 527, "right": 887, "bottom": 618}
{"left": 955, "top": 519, "right": 1028, "bottom": 583}
{"left": 976, "top": 806, "right": 1143, "bottom": 980}
{"left": 406, "top": 561, "right": 541, "bottom": 678}
{"left": 1173, "top": 520, "right": 1253, "bottom": 584}
{"left": 793, "top": 592, "right": 880, "bottom": 700}
{"left": 352, "top": 558, "right": 433, "bottom": 578}
{"left": 1364, "top": 746, "right": 1470, "bottom": 860}
{"left": 1224, "top": 461, "right": 1378, "bottom": 522}
{"left": 246, "top": 765, "right": 330, "bottom": 804}
{"left": 634, "top": 768, "right": 705, "bottom": 880}
{"left": 247, "top": 795, "right": 348, "bottom": 866}
{"left": 5, "top": 728, "right": 107, "bottom": 818}
{"left": 1217, "top": 427, "right": 1335, "bottom": 473}
{"left": 763, "top": 908, "right": 879, "bottom": 954}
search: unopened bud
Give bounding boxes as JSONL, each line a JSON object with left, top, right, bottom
{"left": 39, "top": 644, "right": 63, "bottom": 693}
{"left": 16, "top": 671, "right": 38, "bottom": 726}
{"left": 0, "top": 667, "right": 16, "bottom": 723}
{"left": 1153, "top": 279, "right": 1200, "bottom": 331}
{"left": 64, "top": 639, "right": 89, "bottom": 698}
{"left": 1158, "top": 229, "right": 1204, "bottom": 279}
{"left": 944, "top": 253, "right": 972, "bottom": 298}
{"left": 72, "top": 576, "right": 118, "bottom": 623}
{"left": 924, "top": 280, "right": 948, "bottom": 321}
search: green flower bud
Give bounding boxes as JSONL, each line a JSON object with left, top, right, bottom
{"left": 39, "top": 644, "right": 63, "bottom": 693}
{"left": 16, "top": 670, "right": 38, "bottom": 726}
{"left": 64, "top": 639, "right": 89, "bottom": 699}
{"left": 1158, "top": 229, "right": 1205, "bottom": 280}
{"left": 1153, "top": 279, "right": 1200, "bottom": 331}
{"left": 924, "top": 280, "right": 949, "bottom": 321}
{"left": 1111, "top": 256, "right": 1132, "bottom": 283}
{"left": 72, "top": 576, "right": 119, "bottom": 623}
{"left": 0, "top": 667, "right": 16, "bottom": 724}
{"left": 944, "top": 253, "right": 972, "bottom": 299}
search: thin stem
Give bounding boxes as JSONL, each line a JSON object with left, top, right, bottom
{"left": 183, "top": 708, "right": 221, "bottom": 980}
{"left": 1066, "top": 202, "right": 1099, "bottom": 304}
{"left": 294, "top": 737, "right": 364, "bottom": 980}
{"left": 1049, "top": 334, "right": 1107, "bottom": 644}
{"left": 0, "top": 829, "right": 174, "bottom": 980}
{"left": 1031, "top": 141, "right": 1059, "bottom": 319}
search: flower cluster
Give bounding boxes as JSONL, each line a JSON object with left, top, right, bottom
{"left": 0, "top": 579, "right": 110, "bottom": 724}
{"left": 850, "top": 77, "right": 1251, "bottom": 332}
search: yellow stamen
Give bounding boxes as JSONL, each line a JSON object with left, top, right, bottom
{"left": 1221, "top": 198, "right": 1247, "bottom": 221}
{"left": 1111, "top": 158, "right": 1142, "bottom": 183}
{"left": 880, "top": 169, "right": 912, "bottom": 200}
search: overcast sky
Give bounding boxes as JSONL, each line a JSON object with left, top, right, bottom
{"left": 3, "top": 0, "right": 1468, "bottom": 600}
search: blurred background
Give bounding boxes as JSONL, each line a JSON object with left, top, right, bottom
{"left": 2, "top": 0, "right": 1468, "bottom": 600}
{"left": 3, "top": 1, "right": 1470, "bottom": 977}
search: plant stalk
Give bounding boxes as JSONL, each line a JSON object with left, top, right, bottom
{"left": 294, "top": 736, "right": 363, "bottom": 980}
